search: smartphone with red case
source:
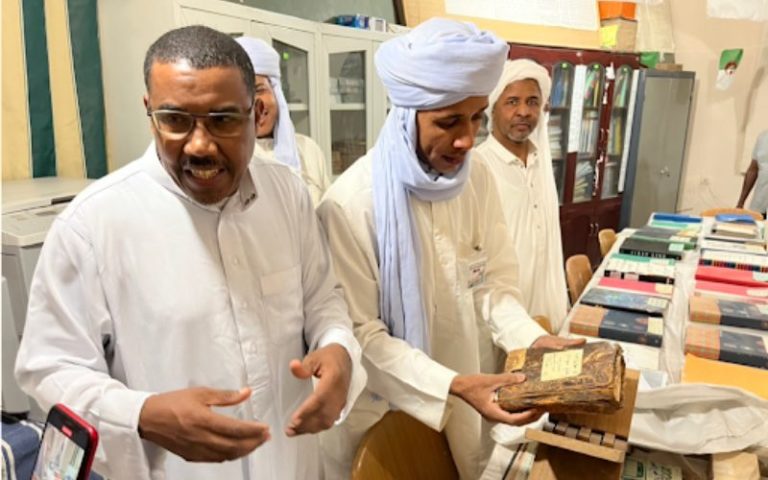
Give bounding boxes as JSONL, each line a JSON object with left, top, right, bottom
{"left": 32, "top": 403, "right": 99, "bottom": 480}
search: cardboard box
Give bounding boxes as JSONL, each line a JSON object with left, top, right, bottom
{"left": 598, "top": 1, "right": 636, "bottom": 20}
{"left": 711, "top": 451, "right": 760, "bottom": 480}
{"left": 655, "top": 63, "right": 684, "bottom": 72}
{"left": 600, "top": 18, "right": 637, "bottom": 52}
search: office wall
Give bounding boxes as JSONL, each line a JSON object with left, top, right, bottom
{"left": 227, "top": 0, "right": 396, "bottom": 23}
{"left": 671, "top": 2, "right": 768, "bottom": 213}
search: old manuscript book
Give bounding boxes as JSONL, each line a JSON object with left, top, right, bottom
{"left": 496, "top": 342, "right": 625, "bottom": 414}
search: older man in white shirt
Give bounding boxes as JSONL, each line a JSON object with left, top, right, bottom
{"left": 473, "top": 59, "right": 570, "bottom": 333}
{"left": 236, "top": 37, "right": 330, "bottom": 206}
{"left": 15, "top": 25, "right": 364, "bottom": 480}
{"left": 317, "top": 19, "right": 582, "bottom": 479}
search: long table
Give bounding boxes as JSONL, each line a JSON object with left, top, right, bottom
{"left": 481, "top": 220, "right": 768, "bottom": 479}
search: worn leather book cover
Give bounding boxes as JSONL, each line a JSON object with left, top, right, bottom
{"left": 496, "top": 341, "right": 625, "bottom": 414}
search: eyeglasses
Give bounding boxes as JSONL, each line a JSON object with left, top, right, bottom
{"left": 146, "top": 102, "right": 255, "bottom": 140}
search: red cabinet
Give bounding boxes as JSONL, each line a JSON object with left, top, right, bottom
{"left": 507, "top": 44, "right": 640, "bottom": 268}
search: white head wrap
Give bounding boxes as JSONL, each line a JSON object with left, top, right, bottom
{"left": 236, "top": 37, "right": 300, "bottom": 170}
{"left": 372, "top": 18, "right": 508, "bottom": 352}
{"left": 486, "top": 59, "right": 552, "bottom": 148}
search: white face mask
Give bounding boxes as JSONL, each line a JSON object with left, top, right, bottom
{"left": 716, "top": 69, "right": 735, "bottom": 90}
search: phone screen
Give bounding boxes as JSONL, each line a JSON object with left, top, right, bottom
{"left": 32, "top": 405, "right": 97, "bottom": 480}
{"left": 32, "top": 424, "right": 86, "bottom": 480}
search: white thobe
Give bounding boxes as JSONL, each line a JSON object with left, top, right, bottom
{"left": 254, "top": 134, "right": 331, "bottom": 207}
{"left": 473, "top": 135, "right": 569, "bottom": 333}
{"left": 15, "top": 145, "right": 366, "bottom": 480}
{"left": 316, "top": 153, "right": 547, "bottom": 480}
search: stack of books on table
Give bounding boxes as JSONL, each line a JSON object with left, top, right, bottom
{"left": 699, "top": 250, "right": 768, "bottom": 272}
{"left": 683, "top": 273, "right": 768, "bottom": 398}
{"left": 620, "top": 212, "right": 703, "bottom": 261}
{"left": 704, "top": 213, "right": 765, "bottom": 245}
{"left": 567, "top": 279, "right": 671, "bottom": 370}
{"left": 646, "top": 212, "right": 702, "bottom": 235}
{"left": 627, "top": 226, "right": 698, "bottom": 251}
{"left": 603, "top": 253, "right": 676, "bottom": 284}
{"left": 700, "top": 238, "right": 766, "bottom": 255}
{"left": 684, "top": 323, "right": 768, "bottom": 371}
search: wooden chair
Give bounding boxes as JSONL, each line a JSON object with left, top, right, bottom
{"left": 700, "top": 207, "right": 763, "bottom": 221}
{"left": 352, "top": 411, "right": 459, "bottom": 480}
{"left": 598, "top": 228, "right": 617, "bottom": 258}
{"left": 533, "top": 315, "right": 554, "bottom": 335}
{"left": 565, "top": 254, "right": 592, "bottom": 305}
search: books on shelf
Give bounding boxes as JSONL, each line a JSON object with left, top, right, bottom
{"left": 619, "top": 237, "right": 685, "bottom": 261}
{"left": 689, "top": 296, "right": 768, "bottom": 332}
{"left": 548, "top": 113, "right": 564, "bottom": 158}
{"left": 580, "top": 287, "right": 669, "bottom": 316}
{"left": 569, "top": 304, "right": 663, "bottom": 347}
{"left": 685, "top": 324, "right": 768, "bottom": 370}
{"left": 603, "top": 253, "right": 676, "bottom": 284}
{"left": 550, "top": 69, "right": 571, "bottom": 109}
{"left": 694, "top": 279, "right": 768, "bottom": 303}
{"left": 573, "top": 160, "right": 594, "bottom": 200}
{"left": 598, "top": 277, "right": 674, "bottom": 298}
{"left": 579, "top": 110, "right": 600, "bottom": 156}
{"left": 700, "top": 250, "right": 768, "bottom": 272}
{"left": 695, "top": 265, "right": 768, "bottom": 288}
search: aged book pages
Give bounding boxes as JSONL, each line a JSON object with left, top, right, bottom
{"left": 497, "top": 341, "right": 625, "bottom": 414}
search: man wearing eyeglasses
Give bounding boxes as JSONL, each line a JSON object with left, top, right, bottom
{"left": 15, "top": 25, "right": 365, "bottom": 480}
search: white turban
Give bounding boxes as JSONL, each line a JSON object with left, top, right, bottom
{"left": 486, "top": 59, "right": 552, "bottom": 144}
{"left": 236, "top": 36, "right": 300, "bottom": 170}
{"left": 375, "top": 17, "right": 509, "bottom": 110}
{"left": 372, "top": 18, "right": 508, "bottom": 352}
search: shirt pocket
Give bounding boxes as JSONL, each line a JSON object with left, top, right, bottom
{"left": 260, "top": 264, "right": 304, "bottom": 347}
{"left": 457, "top": 243, "right": 488, "bottom": 292}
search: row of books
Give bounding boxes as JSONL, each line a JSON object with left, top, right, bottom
{"left": 680, "top": 213, "right": 768, "bottom": 395}
{"left": 566, "top": 213, "right": 703, "bottom": 369}
{"left": 684, "top": 216, "right": 768, "bottom": 372}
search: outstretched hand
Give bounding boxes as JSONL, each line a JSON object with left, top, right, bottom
{"left": 138, "top": 387, "right": 270, "bottom": 462}
{"left": 285, "top": 343, "right": 352, "bottom": 437}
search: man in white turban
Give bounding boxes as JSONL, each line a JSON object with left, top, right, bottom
{"left": 236, "top": 37, "right": 330, "bottom": 206}
{"left": 473, "top": 59, "right": 570, "bottom": 333}
{"left": 316, "top": 19, "right": 583, "bottom": 479}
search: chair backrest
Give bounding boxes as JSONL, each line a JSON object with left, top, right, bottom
{"left": 700, "top": 207, "right": 763, "bottom": 221}
{"left": 351, "top": 411, "right": 459, "bottom": 480}
{"left": 565, "top": 254, "right": 592, "bottom": 305}
{"left": 598, "top": 228, "right": 617, "bottom": 258}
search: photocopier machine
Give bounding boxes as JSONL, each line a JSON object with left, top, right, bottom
{"left": 2, "top": 177, "right": 92, "bottom": 420}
